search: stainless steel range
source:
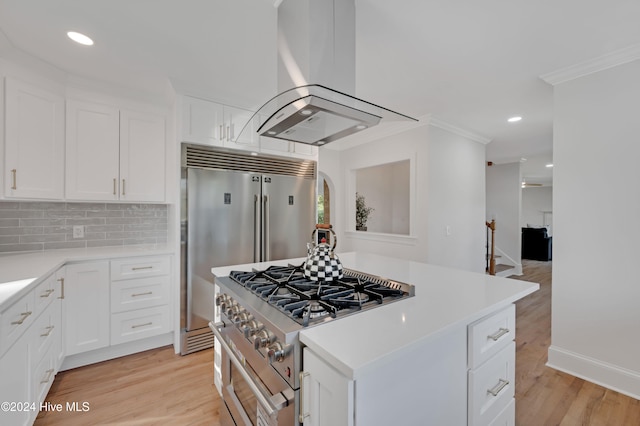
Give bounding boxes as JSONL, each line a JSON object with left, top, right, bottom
{"left": 209, "top": 263, "right": 414, "bottom": 426}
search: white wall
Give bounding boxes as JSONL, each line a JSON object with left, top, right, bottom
{"left": 319, "top": 120, "right": 487, "bottom": 272}
{"left": 549, "top": 59, "right": 640, "bottom": 398}
{"left": 486, "top": 162, "right": 522, "bottom": 271}
{"left": 521, "top": 186, "right": 552, "bottom": 232}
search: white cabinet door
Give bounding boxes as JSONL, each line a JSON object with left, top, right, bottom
{"left": 0, "top": 336, "right": 31, "bottom": 426}
{"left": 66, "top": 101, "right": 166, "bottom": 202}
{"left": 223, "top": 105, "right": 259, "bottom": 151}
{"left": 4, "top": 78, "right": 64, "bottom": 199}
{"left": 181, "top": 96, "right": 224, "bottom": 146}
{"left": 64, "top": 262, "right": 110, "bottom": 356}
{"left": 291, "top": 142, "right": 319, "bottom": 160}
{"left": 119, "top": 109, "right": 166, "bottom": 202}
{"left": 65, "top": 100, "right": 120, "bottom": 200}
{"left": 302, "top": 347, "right": 354, "bottom": 426}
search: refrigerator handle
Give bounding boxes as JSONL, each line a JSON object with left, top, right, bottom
{"left": 254, "top": 194, "right": 260, "bottom": 262}
{"left": 263, "top": 195, "right": 270, "bottom": 261}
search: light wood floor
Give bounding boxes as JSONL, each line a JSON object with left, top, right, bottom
{"left": 512, "top": 260, "right": 640, "bottom": 425}
{"left": 35, "top": 261, "right": 640, "bottom": 425}
{"left": 34, "top": 347, "right": 221, "bottom": 426}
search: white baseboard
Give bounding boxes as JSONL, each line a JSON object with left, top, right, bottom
{"left": 547, "top": 345, "right": 640, "bottom": 400}
{"left": 61, "top": 333, "right": 174, "bottom": 371}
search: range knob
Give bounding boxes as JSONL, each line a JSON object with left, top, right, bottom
{"left": 253, "top": 329, "right": 275, "bottom": 350}
{"left": 232, "top": 311, "right": 252, "bottom": 326}
{"left": 226, "top": 304, "right": 242, "bottom": 317}
{"left": 267, "top": 342, "right": 288, "bottom": 363}
{"left": 215, "top": 294, "right": 229, "bottom": 306}
{"left": 242, "top": 320, "right": 263, "bottom": 338}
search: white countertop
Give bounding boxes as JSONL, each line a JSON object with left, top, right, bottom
{"left": 0, "top": 245, "right": 173, "bottom": 308}
{"left": 213, "top": 252, "right": 539, "bottom": 380}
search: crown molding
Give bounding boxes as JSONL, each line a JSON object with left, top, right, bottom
{"left": 540, "top": 44, "right": 640, "bottom": 86}
{"left": 428, "top": 116, "right": 492, "bottom": 145}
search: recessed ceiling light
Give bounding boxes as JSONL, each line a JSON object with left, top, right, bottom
{"left": 67, "top": 31, "right": 94, "bottom": 46}
{"left": 545, "top": 163, "right": 554, "bottom": 168}
{"left": 300, "top": 110, "right": 313, "bottom": 116}
{"left": 355, "top": 125, "right": 367, "bottom": 130}
{"left": 507, "top": 116, "right": 522, "bottom": 123}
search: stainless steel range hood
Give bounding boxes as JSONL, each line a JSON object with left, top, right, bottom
{"left": 236, "top": 0, "right": 417, "bottom": 147}
{"left": 242, "top": 84, "right": 416, "bottom": 146}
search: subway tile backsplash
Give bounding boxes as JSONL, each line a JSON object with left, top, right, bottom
{"left": 0, "top": 201, "right": 168, "bottom": 253}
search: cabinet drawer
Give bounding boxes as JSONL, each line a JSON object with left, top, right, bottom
{"left": 468, "top": 341, "right": 515, "bottom": 426}
{"left": 468, "top": 304, "right": 515, "bottom": 368}
{"left": 110, "top": 305, "right": 171, "bottom": 345}
{"left": 110, "top": 276, "right": 170, "bottom": 313}
{"left": 34, "top": 275, "right": 58, "bottom": 314}
{"left": 0, "top": 290, "right": 36, "bottom": 356}
{"left": 33, "top": 352, "right": 56, "bottom": 406}
{"left": 111, "top": 256, "right": 170, "bottom": 281}
{"left": 32, "top": 305, "right": 59, "bottom": 367}
{"left": 489, "top": 398, "right": 515, "bottom": 426}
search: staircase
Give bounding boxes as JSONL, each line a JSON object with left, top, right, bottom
{"left": 492, "top": 256, "right": 516, "bottom": 277}
{"left": 485, "top": 220, "right": 517, "bottom": 277}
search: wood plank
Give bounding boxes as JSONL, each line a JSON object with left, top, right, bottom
{"left": 34, "top": 346, "right": 220, "bottom": 426}
{"left": 512, "top": 260, "right": 640, "bottom": 425}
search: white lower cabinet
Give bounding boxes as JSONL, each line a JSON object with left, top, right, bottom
{"left": 301, "top": 347, "right": 354, "bottom": 426}
{"left": 468, "top": 304, "right": 516, "bottom": 426}
{"left": 109, "top": 256, "right": 172, "bottom": 345}
{"left": 64, "top": 262, "right": 110, "bottom": 355}
{"left": 0, "top": 337, "right": 31, "bottom": 426}
{"left": 0, "top": 270, "right": 64, "bottom": 426}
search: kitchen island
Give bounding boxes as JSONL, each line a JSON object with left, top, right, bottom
{"left": 211, "top": 252, "right": 538, "bottom": 426}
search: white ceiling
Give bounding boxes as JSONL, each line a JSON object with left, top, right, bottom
{"left": 2, "top": 0, "right": 640, "bottom": 184}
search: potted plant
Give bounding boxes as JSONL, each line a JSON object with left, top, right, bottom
{"left": 355, "top": 192, "right": 374, "bottom": 231}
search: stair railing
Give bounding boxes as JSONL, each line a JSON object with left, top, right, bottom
{"left": 486, "top": 219, "right": 496, "bottom": 275}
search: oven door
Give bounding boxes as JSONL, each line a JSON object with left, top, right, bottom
{"left": 210, "top": 322, "right": 294, "bottom": 426}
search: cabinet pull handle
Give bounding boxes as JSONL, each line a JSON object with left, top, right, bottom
{"left": 131, "top": 322, "right": 152, "bottom": 329}
{"left": 132, "top": 266, "right": 154, "bottom": 271}
{"left": 226, "top": 125, "right": 231, "bottom": 141}
{"left": 299, "top": 371, "right": 310, "bottom": 423}
{"left": 122, "top": 179, "right": 126, "bottom": 196}
{"left": 487, "top": 327, "right": 509, "bottom": 341}
{"left": 219, "top": 124, "right": 224, "bottom": 140}
{"left": 11, "top": 169, "right": 17, "bottom": 189}
{"left": 57, "top": 278, "right": 65, "bottom": 299}
{"left": 40, "top": 289, "right": 55, "bottom": 298}
{"left": 131, "top": 291, "right": 153, "bottom": 297}
{"left": 487, "top": 379, "right": 510, "bottom": 397}
{"left": 113, "top": 178, "right": 117, "bottom": 195}
{"left": 40, "top": 369, "right": 55, "bottom": 384}
{"left": 11, "top": 311, "right": 32, "bottom": 325}
{"left": 40, "top": 325, "right": 55, "bottom": 337}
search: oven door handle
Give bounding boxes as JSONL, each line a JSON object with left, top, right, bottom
{"left": 209, "top": 321, "right": 278, "bottom": 417}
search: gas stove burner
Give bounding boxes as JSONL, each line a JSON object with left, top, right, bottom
{"left": 224, "top": 266, "right": 414, "bottom": 327}
{"left": 308, "top": 302, "right": 326, "bottom": 317}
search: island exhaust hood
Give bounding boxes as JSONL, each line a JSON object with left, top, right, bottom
{"left": 244, "top": 84, "right": 416, "bottom": 146}
{"left": 235, "top": 0, "right": 417, "bottom": 147}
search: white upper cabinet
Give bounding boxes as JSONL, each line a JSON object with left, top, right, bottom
{"left": 181, "top": 96, "right": 224, "bottom": 146}
{"left": 221, "top": 105, "right": 259, "bottom": 151}
{"left": 4, "top": 78, "right": 65, "bottom": 199}
{"left": 65, "top": 100, "right": 120, "bottom": 200}
{"left": 181, "top": 95, "right": 259, "bottom": 151}
{"left": 119, "top": 109, "right": 166, "bottom": 202}
{"left": 66, "top": 100, "right": 166, "bottom": 202}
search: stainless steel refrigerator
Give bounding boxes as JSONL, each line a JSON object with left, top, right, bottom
{"left": 180, "top": 144, "right": 316, "bottom": 354}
